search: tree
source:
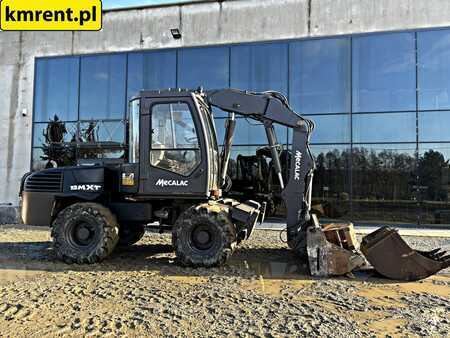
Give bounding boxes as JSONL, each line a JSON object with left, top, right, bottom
{"left": 40, "top": 115, "right": 76, "bottom": 169}
{"left": 418, "top": 150, "right": 448, "bottom": 201}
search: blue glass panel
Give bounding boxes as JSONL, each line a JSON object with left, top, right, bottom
{"left": 230, "top": 43, "right": 288, "bottom": 93}
{"left": 32, "top": 145, "right": 77, "bottom": 171}
{"left": 227, "top": 145, "right": 260, "bottom": 159}
{"left": 352, "top": 33, "right": 416, "bottom": 112}
{"left": 309, "top": 114, "right": 350, "bottom": 144}
{"left": 352, "top": 144, "right": 417, "bottom": 224}
{"left": 178, "top": 46, "right": 229, "bottom": 89}
{"left": 34, "top": 57, "right": 79, "bottom": 122}
{"left": 418, "top": 29, "right": 450, "bottom": 110}
{"left": 419, "top": 143, "right": 450, "bottom": 162}
{"left": 127, "top": 50, "right": 176, "bottom": 101}
{"left": 310, "top": 144, "right": 351, "bottom": 219}
{"left": 79, "top": 54, "right": 127, "bottom": 120}
{"left": 32, "top": 148, "right": 47, "bottom": 171}
{"left": 215, "top": 118, "right": 287, "bottom": 146}
{"left": 33, "top": 122, "right": 78, "bottom": 147}
{"left": 79, "top": 120, "right": 125, "bottom": 144}
{"left": 419, "top": 111, "right": 450, "bottom": 142}
{"left": 418, "top": 143, "right": 450, "bottom": 225}
{"left": 290, "top": 38, "right": 351, "bottom": 114}
{"left": 211, "top": 107, "right": 229, "bottom": 118}
{"left": 353, "top": 112, "right": 416, "bottom": 143}
{"left": 77, "top": 148, "right": 125, "bottom": 161}
{"left": 225, "top": 145, "right": 259, "bottom": 180}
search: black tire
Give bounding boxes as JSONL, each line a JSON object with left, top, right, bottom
{"left": 51, "top": 202, "right": 119, "bottom": 264}
{"left": 172, "top": 203, "right": 237, "bottom": 267}
{"left": 118, "top": 224, "right": 146, "bottom": 247}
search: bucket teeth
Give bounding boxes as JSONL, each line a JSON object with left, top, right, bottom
{"left": 361, "top": 226, "right": 450, "bottom": 281}
{"left": 439, "top": 255, "right": 450, "bottom": 265}
{"left": 421, "top": 249, "right": 447, "bottom": 260}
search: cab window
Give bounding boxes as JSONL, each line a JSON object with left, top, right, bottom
{"left": 150, "top": 102, "right": 201, "bottom": 176}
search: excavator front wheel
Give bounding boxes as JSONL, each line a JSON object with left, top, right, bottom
{"left": 172, "top": 204, "right": 237, "bottom": 267}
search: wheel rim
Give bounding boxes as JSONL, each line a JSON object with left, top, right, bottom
{"left": 70, "top": 221, "right": 97, "bottom": 247}
{"left": 190, "top": 225, "right": 214, "bottom": 251}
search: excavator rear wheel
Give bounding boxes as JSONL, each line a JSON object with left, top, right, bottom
{"left": 172, "top": 204, "right": 237, "bottom": 267}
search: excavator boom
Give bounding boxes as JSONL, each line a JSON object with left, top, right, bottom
{"left": 206, "top": 89, "right": 316, "bottom": 248}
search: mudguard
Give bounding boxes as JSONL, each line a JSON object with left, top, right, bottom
{"left": 228, "top": 199, "right": 261, "bottom": 239}
{"left": 21, "top": 166, "right": 110, "bottom": 226}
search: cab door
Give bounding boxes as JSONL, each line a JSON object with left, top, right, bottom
{"left": 139, "top": 96, "right": 209, "bottom": 197}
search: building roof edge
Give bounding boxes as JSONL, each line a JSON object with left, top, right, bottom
{"left": 103, "top": 0, "right": 226, "bottom": 13}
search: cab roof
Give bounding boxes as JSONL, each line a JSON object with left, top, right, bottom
{"left": 132, "top": 88, "right": 203, "bottom": 100}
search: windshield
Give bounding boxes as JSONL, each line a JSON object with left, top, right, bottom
{"left": 129, "top": 99, "right": 140, "bottom": 163}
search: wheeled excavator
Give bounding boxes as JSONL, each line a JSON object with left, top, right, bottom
{"left": 20, "top": 88, "right": 449, "bottom": 280}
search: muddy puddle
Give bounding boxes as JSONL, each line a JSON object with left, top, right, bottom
{"left": 0, "top": 259, "right": 63, "bottom": 284}
{"left": 228, "top": 258, "right": 310, "bottom": 278}
{"left": 0, "top": 269, "right": 43, "bottom": 283}
{"left": 226, "top": 258, "right": 315, "bottom": 296}
{"left": 357, "top": 275, "right": 450, "bottom": 300}
{"left": 396, "top": 276, "right": 450, "bottom": 297}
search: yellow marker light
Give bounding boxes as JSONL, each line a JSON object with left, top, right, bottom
{"left": 122, "top": 173, "right": 135, "bottom": 186}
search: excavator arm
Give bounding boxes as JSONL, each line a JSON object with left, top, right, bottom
{"left": 204, "top": 88, "right": 450, "bottom": 280}
{"left": 206, "top": 89, "right": 316, "bottom": 249}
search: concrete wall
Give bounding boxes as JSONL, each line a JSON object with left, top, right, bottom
{"left": 1, "top": 0, "right": 450, "bottom": 206}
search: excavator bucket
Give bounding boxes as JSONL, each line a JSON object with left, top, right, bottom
{"left": 306, "top": 223, "right": 366, "bottom": 277}
{"left": 361, "top": 227, "right": 450, "bottom": 281}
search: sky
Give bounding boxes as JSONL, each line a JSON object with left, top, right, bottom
{"left": 102, "top": 0, "right": 193, "bottom": 9}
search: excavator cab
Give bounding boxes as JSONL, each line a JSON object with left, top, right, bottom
{"left": 127, "top": 91, "right": 220, "bottom": 198}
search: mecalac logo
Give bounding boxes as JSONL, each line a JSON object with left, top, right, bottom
{"left": 294, "top": 150, "right": 303, "bottom": 181}
{"left": 155, "top": 179, "right": 188, "bottom": 187}
{"left": 70, "top": 184, "right": 102, "bottom": 192}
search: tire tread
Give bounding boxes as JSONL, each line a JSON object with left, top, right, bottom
{"left": 172, "top": 203, "right": 237, "bottom": 267}
{"left": 51, "top": 202, "right": 119, "bottom": 264}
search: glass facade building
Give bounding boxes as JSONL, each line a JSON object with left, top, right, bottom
{"left": 32, "top": 28, "right": 450, "bottom": 227}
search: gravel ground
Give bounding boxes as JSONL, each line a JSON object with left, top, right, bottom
{"left": 0, "top": 225, "right": 448, "bottom": 337}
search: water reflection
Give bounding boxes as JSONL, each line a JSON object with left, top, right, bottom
{"left": 225, "top": 145, "right": 450, "bottom": 225}
{"left": 351, "top": 144, "right": 416, "bottom": 225}
{"left": 228, "top": 258, "right": 309, "bottom": 278}
{"left": 39, "top": 115, "right": 76, "bottom": 169}
{"left": 33, "top": 115, "right": 125, "bottom": 169}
